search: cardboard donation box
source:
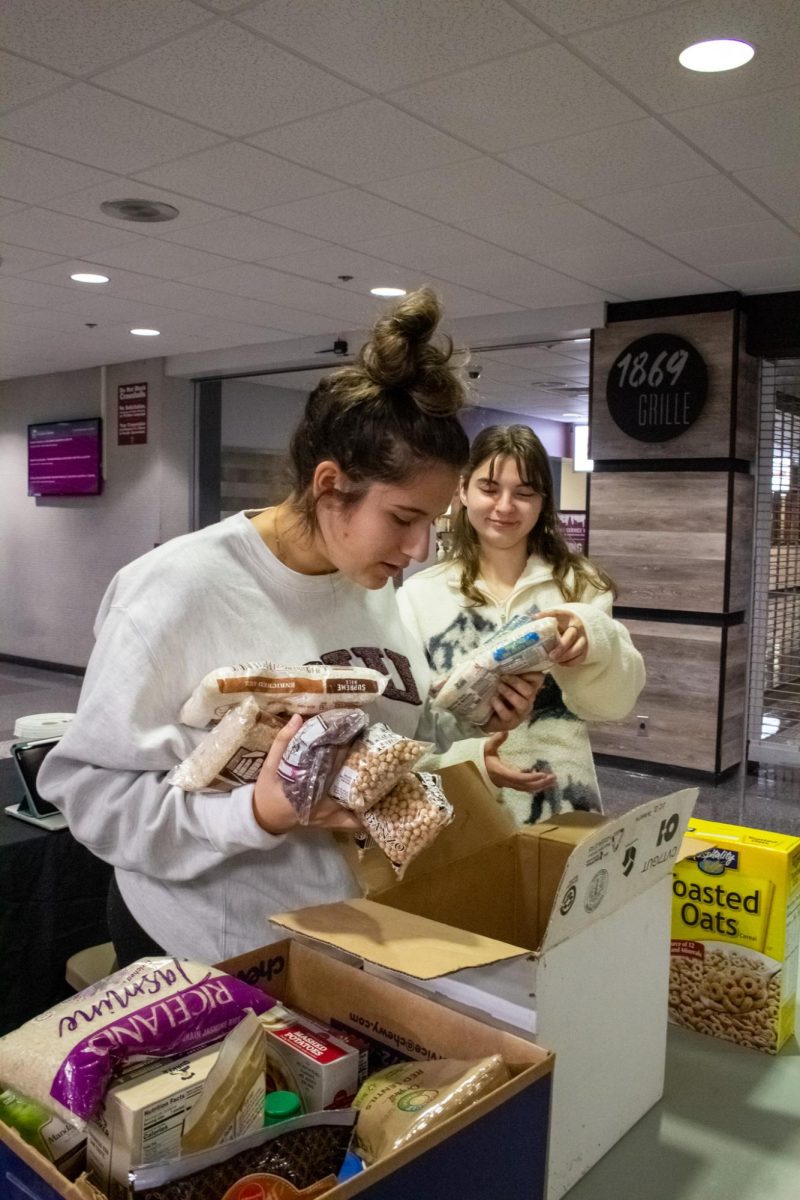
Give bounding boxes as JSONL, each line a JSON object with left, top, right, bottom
{"left": 275, "top": 765, "right": 698, "bottom": 1200}
{"left": 0, "top": 938, "right": 553, "bottom": 1200}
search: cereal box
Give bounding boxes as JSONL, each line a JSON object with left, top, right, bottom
{"left": 670, "top": 819, "right": 800, "bottom": 1053}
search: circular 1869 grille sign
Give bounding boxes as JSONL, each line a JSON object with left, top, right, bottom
{"left": 606, "top": 333, "right": 708, "bottom": 442}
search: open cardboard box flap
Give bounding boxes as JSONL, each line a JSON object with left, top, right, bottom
{"left": 275, "top": 765, "right": 698, "bottom": 978}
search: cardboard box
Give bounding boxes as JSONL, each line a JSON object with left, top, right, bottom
{"left": 670, "top": 817, "right": 800, "bottom": 1053}
{"left": 275, "top": 764, "right": 698, "bottom": 1200}
{"left": 0, "top": 937, "right": 552, "bottom": 1200}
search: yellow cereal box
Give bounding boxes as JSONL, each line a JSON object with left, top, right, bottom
{"left": 670, "top": 819, "right": 800, "bottom": 1053}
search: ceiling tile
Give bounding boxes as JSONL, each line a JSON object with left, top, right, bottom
{"left": 392, "top": 43, "right": 644, "bottom": 152}
{"left": 458, "top": 200, "right": 632, "bottom": 257}
{"left": 119, "top": 279, "right": 306, "bottom": 327}
{"left": 596, "top": 265, "right": 725, "bottom": 298}
{"left": 733, "top": 164, "right": 800, "bottom": 230}
{"left": 88, "top": 237, "right": 241, "bottom": 280}
{"left": 513, "top": 0, "right": 684, "bottom": 36}
{"left": 43, "top": 178, "right": 232, "bottom": 232}
{"left": 93, "top": 21, "right": 365, "bottom": 137}
{"left": 0, "top": 276, "right": 80, "bottom": 307}
{"left": 366, "top": 157, "right": 559, "bottom": 223}
{"left": 0, "top": 140, "right": 115, "bottom": 205}
{"left": 156, "top": 215, "right": 332, "bottom": 261}
{"left": 0, "top": 198, "right": 28, "bottom": 219}
{"left": 354, "top": 224, "right": 612, "bottom": 305}
{"left": 525, "top": 236, "right": 683, "bottom": 279}
{"left": 501, "top": 118, "right": 714, "bottom": 200}
{"left": 134, "top": 142, "right": 342, "bottom": 213}
{"left": 572, "top": 0, "right": 800, "bottom": 113}
{"left": 667, "top": 86, "right": 800, "bottom": 172}
{"left": 653, "top": 220, "right": 800, "bottom": 266}
{"left": 253, "top": 189, "right": 436, "bottom": 245}
{"left": 249, "top": 100, "right": 475, "bottom": 185}
{"left": 182, "top": 262, "right": 379, "bottom": 323}
{"left": 254, "top": 243, "right": 411, "bottom": 288}
{"left": 2, "top": 84, "right": 223, "bottom": 173}
{"left": 0, "top": 0, "right": 211, "bottom": 75}
{"left": 586, "top": 174, "right": 770, "bottom": 238}
{"left": 711, "top": 256, "right": 800, "bottom": 291}
{"left": 239, "top": 0, "right": 549, "bottom": 92}
{"left": 0, "top": 207, "right": 140, "bottom": 257}
{"left": 21, "top": 259, "right": 170, "bottom": 300}
{"left": 0, "top": 51, "right": 72, "bottom": 112}
{"left": 0, "top": 243, "right": 65, "bottom": 275}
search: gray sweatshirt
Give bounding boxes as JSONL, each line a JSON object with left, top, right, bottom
{"left": 39, "top": 512, "right": 449, "bottom": 962}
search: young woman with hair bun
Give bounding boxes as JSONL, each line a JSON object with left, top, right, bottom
{"left": 39, "top": 290, "right": 541, "bottom": 965}
{"left": 399, "top": 423, "right": 645, "bottom": 824}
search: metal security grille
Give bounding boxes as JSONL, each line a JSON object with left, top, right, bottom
{"left": 748, "top": 359, "right": 800, "bottom": 766}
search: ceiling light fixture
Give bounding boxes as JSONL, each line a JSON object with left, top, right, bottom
{"left": 370, "top": 286, "right": 407, "bottom": 297}
{"left": 572, "top": 337, "right": 590, "bottom": 343}
{"left": 71, "top": 272, "right": 109, "bottom": 284}
{"left": 100, "top": 199, "right": 179, "bottom": 222}
{"left": 130, "top": 328, "right": 160, "bottom": 336}
{"left": 678, "top": 38, "right": 755, "bottom": 72}
{"left": 563, "top": 412, "right": 584, "bottom": 419}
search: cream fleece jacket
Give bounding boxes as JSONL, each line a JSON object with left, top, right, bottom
{"left": 398, "top": 556, "right": 645, "bottom": 823}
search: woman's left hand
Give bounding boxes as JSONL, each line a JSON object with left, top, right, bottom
{"left": 481, "top": 671, "right": 545, "bottom": 733}
{"left": 483, "top": 732, "right": 557, "bottom": 794}
{"left": 539, "top": 609, "right": 589, "bottom": 667}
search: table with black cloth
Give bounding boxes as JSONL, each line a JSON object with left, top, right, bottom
{"left": 0, "top": 758, "right": 112, "bottom": 1035}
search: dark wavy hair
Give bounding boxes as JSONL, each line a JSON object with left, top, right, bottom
{"left": 288, "top": 288, "right": 469, "bottom": 528}
{"left": 449, "top": 424, "right": 615, "bottom": 606}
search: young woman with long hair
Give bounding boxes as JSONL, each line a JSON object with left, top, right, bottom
{"left": 399, "top": 424, "right": 645, "bottom": 823}
{"left": 38, "top": 293, "right": 542, "bottom": 965}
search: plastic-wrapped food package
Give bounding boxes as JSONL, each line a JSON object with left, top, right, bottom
{"left": 0, "top": 959, "right": 276, "bottom": 1126}
{"left": 353, "top": 1055, "right": 509, "bottom": 1164}
{"left": 128, "top": 1110, "right": 357, "bottom": 1199}
{"left": 328, "top": 724, "right": 432, "bottom": 813}
{"left": 179, "top": 663, "right": 388, "bottom": 727}
{"left": 170, "top": 697, "right": 284, "bottom": 792}
{"left": 359, "top": 772, "right": 453, "bottom": 878}
{"left": 277, "top": 709, "right": 368, "bottom": 824}
{"left": 433, "top": 614, "right": 559, "bottom": 725}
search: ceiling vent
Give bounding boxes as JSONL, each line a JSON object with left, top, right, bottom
{"left": 100, "top": 199, "right": 180, "bottom": 223}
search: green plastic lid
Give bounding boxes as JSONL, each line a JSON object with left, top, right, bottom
{"left": 264, "top": 1090, "right": 302, "bottom": 1125}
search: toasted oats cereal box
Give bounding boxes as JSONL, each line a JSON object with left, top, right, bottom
{"left": 670, "top": 819, "right": 800, "bottom": 1053}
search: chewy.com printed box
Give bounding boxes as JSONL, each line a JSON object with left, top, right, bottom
{"left": 670, "top": 818, "right": 800, "bottom": 1053}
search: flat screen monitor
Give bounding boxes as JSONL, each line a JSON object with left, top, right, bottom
{"left": 28, "top": 417, "right": 102, "bottom": 496}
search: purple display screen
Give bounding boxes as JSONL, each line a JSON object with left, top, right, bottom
{"left": 28, "top": 418, "right": 102, "bottom": 496}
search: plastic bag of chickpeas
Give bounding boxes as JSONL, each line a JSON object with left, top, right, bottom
{"left": 358, "top": 772, "right": 454, "bottom": 878}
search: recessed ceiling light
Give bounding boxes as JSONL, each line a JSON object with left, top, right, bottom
{"left": 370, "top": 286, "right": 407, "bottom": 297}
{"left": 130, "top": 328, "right": 160, "bottom": 336}
{"left": 678, "top": 38, "right": 755, "bottom": 72}
{"left": 572, "top": 337, "right": 591, "bottom": 343}
{"left": 563, "top": 412, "right": 584, "bottom": 419}
{"left": 71, "top": 272, "right": 109, "bottom": 284}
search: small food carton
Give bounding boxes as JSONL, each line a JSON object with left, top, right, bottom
{"left": 0, "top": 938, "right": 553, "bottom": 1200}
{"left": 274, "top": 764, "right": 698, "bottom": 1200}
{"left": 670, "top": 818, "right": 800, "bottom": 1053}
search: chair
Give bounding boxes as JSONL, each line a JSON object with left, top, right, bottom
{"left": 65, "top": 942, "right": 117, "bottom": 991}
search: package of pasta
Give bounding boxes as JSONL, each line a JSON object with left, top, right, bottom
{"left": 328, "top": 723, "right": 432, "bottom": 813}
{"left": 0, "top": 958, "right": 277, "bottom": 1126}
{"left": 358, "top": 772, "right": 453, "bottom": 879}
{"left": 353, "top": 1055, "right": 509, "bottom": 1164}
{"left": 180, "top": 662, "right": 388, "bottom": 727}
{"left": 433, "top": 614, "right": 559, "bottom": 725}
{"left": 128, "top": 1109, "right": 357, "bottom": 1199}
{"left": 170, "top": 696, "right": 285, "bottom": 792}
{"left": 277, "top": 709, "right": 368, "bottom": 823}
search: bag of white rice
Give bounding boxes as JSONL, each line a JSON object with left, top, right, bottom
{"left": 180, "top": 662, "right": 388, "bottom": 727}
{"left": 0, "top": 958, "right": 277, "bottom": 1127}
{"left": 433, "top": 615, "right": 559, "bottom": 725}
{"left": 170, "top": 697, "right": 284, "bottom": 792}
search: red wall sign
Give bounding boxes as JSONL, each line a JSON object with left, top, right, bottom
{"left": 118, "top": 382, "right": 148, "bottom": 445}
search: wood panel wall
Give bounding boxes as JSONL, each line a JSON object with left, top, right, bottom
{"left": 588, "top": 296, "right": 757, "bottom": 777}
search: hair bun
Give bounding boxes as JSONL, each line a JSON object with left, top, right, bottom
{"left": 360, "top": 287, "right": 465, "bottom": 416}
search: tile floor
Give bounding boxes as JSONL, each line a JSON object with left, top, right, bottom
{"left": 3, "top": 660, "right": 798, "bottom": 833}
